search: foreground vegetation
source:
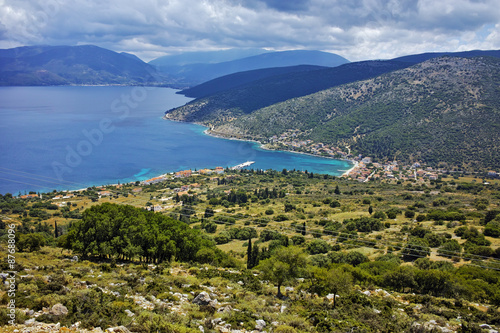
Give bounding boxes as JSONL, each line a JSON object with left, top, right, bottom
{"left": 1, "top": 168, "right": 500, "bottom": 332}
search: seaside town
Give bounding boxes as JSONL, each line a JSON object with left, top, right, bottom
{"left": 14, "top": 152, "right": 499, "bottom": 210}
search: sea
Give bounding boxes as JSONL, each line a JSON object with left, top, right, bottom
{"left": 0, "top": 86, "right": 353, "bottom": 195}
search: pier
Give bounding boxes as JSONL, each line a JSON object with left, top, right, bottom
{"left": 230, "top": 161, "right": 255, "bottom": 170}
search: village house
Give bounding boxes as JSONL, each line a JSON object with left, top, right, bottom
{"left": 175, "top": 170, "right": 192, "bottom": 178}
{"left": 20, "top": 194, "right": 38, "bottom": 199}
{"left": 143, "top": 176, "right": 165, "bottom": 185}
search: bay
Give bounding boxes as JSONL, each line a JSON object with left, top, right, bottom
{"left": 0, "top": 86, "right": 353, "bottom": 195}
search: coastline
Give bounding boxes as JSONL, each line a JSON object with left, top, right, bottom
{"left": 176, "top": 118, "right": 358, "bottom": 176}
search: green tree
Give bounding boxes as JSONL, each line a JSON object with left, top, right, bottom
{"left": 334, "top": 185, "right": 341, "bottom": 195}
{"left": 326, "top": 268, "right": 352, "bottom": 308}
{"left": 17, "top": 233, "right": 45, "bottom": 252}
{"left": 257, "top": 246, "right": 307, "bottom": 298}
{"left": 402, "top": 237, "right": 430, "bottom": 261}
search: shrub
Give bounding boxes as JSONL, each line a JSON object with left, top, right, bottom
{"left": 373, "top": 211, "right": 387, "bottom": 220}
{"left": 306, "top": 239, "right": 331, "bottom": 255}
{"left": 265, "top": 209, "right": 274, "bottom": 215}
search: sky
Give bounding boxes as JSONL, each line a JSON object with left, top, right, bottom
{"left": 0, "top": 0, "right": 499, "bottom": 62}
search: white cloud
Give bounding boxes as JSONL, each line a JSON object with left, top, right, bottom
{"left": 0, "top": 0, "right": 499, "bottom": 61}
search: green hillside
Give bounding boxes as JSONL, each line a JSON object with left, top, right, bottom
{"left": 210, "top": 56, "right": 500, "bottom": 170}
{"left": 166, "top": 60, "right": 411, "bottom": 124}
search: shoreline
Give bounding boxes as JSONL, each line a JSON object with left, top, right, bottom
{"left": 184, "top": 120, "right": 357, "bottom": 176}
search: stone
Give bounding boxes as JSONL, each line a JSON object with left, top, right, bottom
{"left": 218, "top": 305, "right": 233, "bottom": 313}
{"left": 50, "top": 303, "right": 68, "bottom": 316}
{"left": 192, "top": 291, "right": 211, "bottom": 306}
{"left": 256, "top": 319, "right": 266, "bottom": 331}
{"left": 362, "top": 290, "right": 371, "bottom": 296}
{"left": 124, "top": 309, "right": 135, "bottom": 317}
{"left": 106, "top": 326, "right": 131, "bottom": 333}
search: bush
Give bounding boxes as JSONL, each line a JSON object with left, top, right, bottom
{"left": 306, "top": 239, "right": 331, "bottom": 255}
{"left": 265, "top": 209, "right": 274, "bottom": 215}
{"left": 291, "top": 235, "right": 305, "bottom": 245}
{"left": 405, "top": 210, "right": 416, "bottom": 219}
{"left": 373, "top": 211, "right": 387, "bottom": 220}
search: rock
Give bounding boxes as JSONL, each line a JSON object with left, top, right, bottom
{"left": 106, "top": 326, "right": 131, "bottom": 333}
{"left": 124, "top": 309, "right": 134, "bottom": 317}
{"left": 199, "top": 325, "right": 205, "bottom": 333}
{"left": 326, "top": 293, "right": 339, "bottom": 300}
{"left": 192, "top": 291, "right": 211, "bottom": 306}
{"left": 481, "top": 325, "right": 492, "bottom": 329}
{"left": 362, "top": 290, "right": 371, "bottom": 296}
{"left": 24, "top": 318, "right": 36, "bottom": 325}
{"left": 280, "top": 305, "right": 287, "bottom": 313}
{"left": 218, "top": 305, "right": 232, "bottom": 313}
{"left": 256, "top": 319, "right": 266, "bottom": 331}
{"left": 72, "top": 255, "right": 78, "bottom": 262}
{"left": 50, "top": 303, "right": 68, "bottom": 316}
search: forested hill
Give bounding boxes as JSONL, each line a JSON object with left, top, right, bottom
{"left": 178, "top": 65, "right": 327, "bottom": 98}
{"left": 212, "top": 56, "right": 500, "bottom": 170}
{"left": 166, "top": 60, "right": 411, "bottom": 123}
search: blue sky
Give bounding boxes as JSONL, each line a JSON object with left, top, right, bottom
{"left": 1, "top": 0, "right": 499, "bottom": 62}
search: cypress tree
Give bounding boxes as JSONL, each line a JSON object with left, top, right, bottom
{"left": 251, "top": 244, "right": 259, "bottom": 268}
{"left": 247, "top": 238, "right": 253, "bottom": 269}
{"left": 301, "top": 222, "right": 306, "bottom": 236}
{"left": 54, "top": 221, "right": 58, "bottom": 238}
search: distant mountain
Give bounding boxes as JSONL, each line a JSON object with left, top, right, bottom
{"left": 0, "top": 45, "right": 163, "bottom": 86}
{"left": 152, "top": 50, "right": 350, "bottom": 86}
{"left": 149, "top": 48, "right": 269, "bottom": 67}
{"left": 208, "top": 56, "right": 500, "bottom": 169}
{"left": 166, "top": 60, "right": 411, "bottom": 123}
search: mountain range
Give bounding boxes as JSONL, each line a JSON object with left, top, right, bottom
{"left": 0, "top": 46, "right": 349, "bottom": 87}
{"left": 150, "top": 50, "right": 350, "bottom": 86}
{"left": 1, "top": 44, "right": 499, "bottom": 169}
{"left": 166, "top": 51, "right": 500, "bottom": 170}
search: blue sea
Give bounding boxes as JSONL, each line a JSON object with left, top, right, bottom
{"left": 0, "top": 86, "right": 353, "bottom": 195}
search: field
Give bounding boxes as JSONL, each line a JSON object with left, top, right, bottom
{"left": 1, "top": 169, "right": 500, "bottom": 332}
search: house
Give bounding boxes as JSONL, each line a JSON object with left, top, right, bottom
{"left": 488, "top": 171, "right": 499, "bottom": 178}
{"left": 98, "top": 190, "right": 112, "bottom": 197}
{"left": 20, "top": 194, "right": 38, "bottom": 199}
{"left": 132, "top": 187, "right": 142, "bottom": 193}
{"left": 175, "top": 170, "right": 192, "bottom": 178}
{"left": 143, "top": 176, "right": 165, "bottom": 185}
{"left": 214, "top": 167, "right": 224, "bottom": 174}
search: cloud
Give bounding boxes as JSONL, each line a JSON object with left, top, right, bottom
{"left": 0, "top": 0, "right": 499, "bottom": 62}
